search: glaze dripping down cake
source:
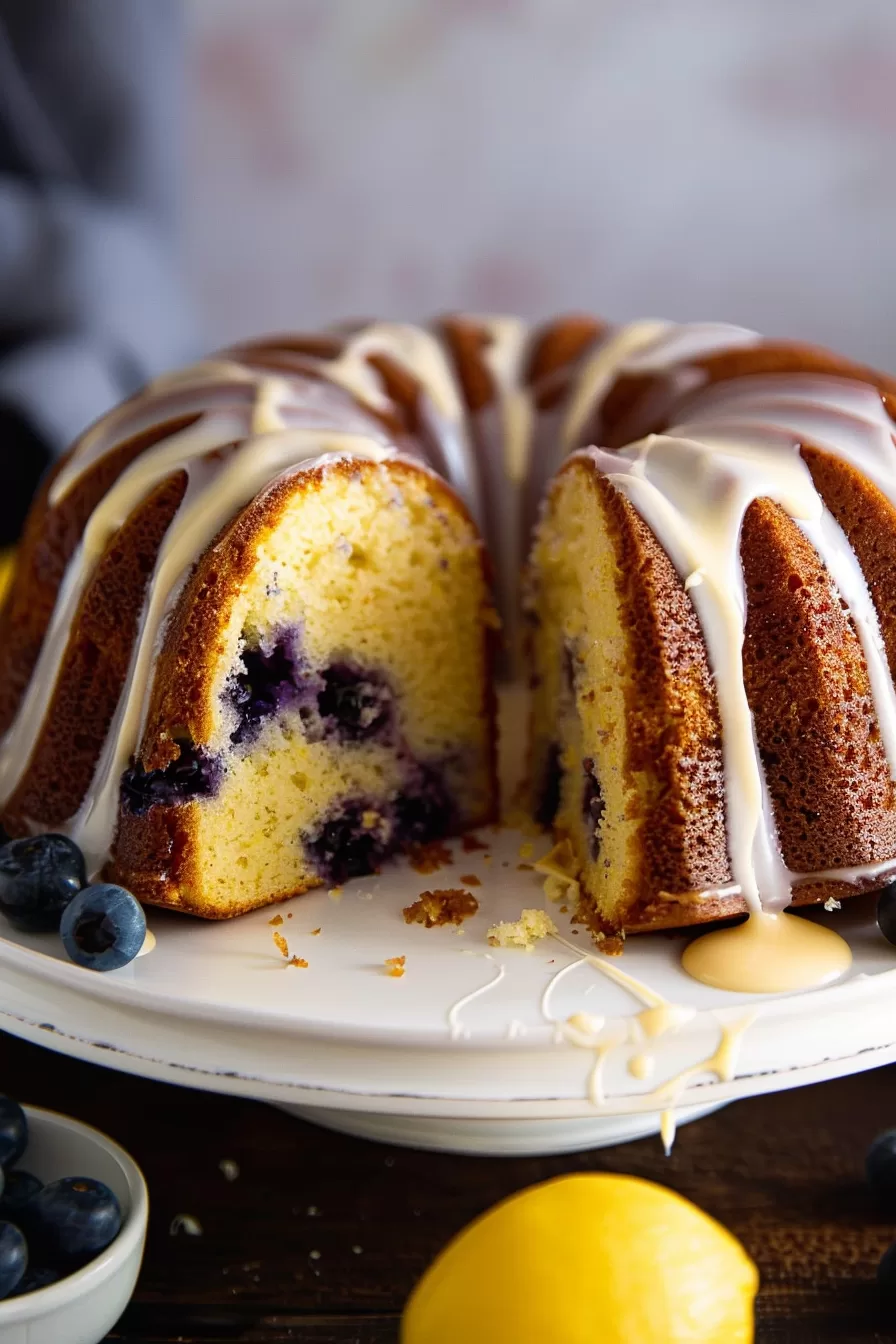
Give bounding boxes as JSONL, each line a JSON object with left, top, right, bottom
{"left": 3, "top": 317, "right": 896, "bottom": 935}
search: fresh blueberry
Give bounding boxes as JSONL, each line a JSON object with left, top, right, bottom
{"left": 26, "top": 1176, "right": 122, "bottom": 1268}
{"left": 0, "top": 1222, "right": 27, "bottom": 1299}
{"left": 878, "top": 884, "right": 896, "bottom": 946}
{"left": 0, "top": 1098, "right": 27, "bottom": 1170}
{"left": 0, "top": 835, "right": 85, "bottom": 933}
{"left": 10, "top": 1265, "right": 61, "bottom": 1297}
{"left": 868, "top": 1130, "right": 896, "bottom": 1203}
{"left": 60, "top": 885, "right": 145, "bottom": 972}
{"left": 0, "top": 1170, "right": 41, "bottom": 1220}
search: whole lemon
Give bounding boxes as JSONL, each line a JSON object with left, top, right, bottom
{"left": 401, "top": 1173, "right": 757, "bottom": 1344}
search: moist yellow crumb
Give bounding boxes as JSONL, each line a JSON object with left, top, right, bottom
{"left": 544, "top": 872, "right": 581, "bottom": 905}
{"left": 403, "top": 889, "right": 479, "bottom": 928}
{"left": 487, "top": 909, "right": 557, "bottom": 950}
{"left": 288, "top": 956, "right": 309, "bottom": 968}
{"left": 535, "top": 839, "right": 582, "bottom": 905}
{"left": 268, "top": 914, "right": 284, "bottom": 926}
{"left": 459, "top": 874, "right": 481, "bottom": 886}
{"left": 385, "top": 956, "right": 406, "bottom": 978}
{"left": 272, "top": 931, "right": 289, "bottom": 958}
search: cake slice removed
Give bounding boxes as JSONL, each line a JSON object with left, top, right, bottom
{"left": 525, "top": 454, "right": 734, "bottom": 938}
{"left": 111, "top": 456, "right": 497, "bottom": 917}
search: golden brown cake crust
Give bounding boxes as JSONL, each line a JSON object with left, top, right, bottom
{"left": 741, "top": 497, "right": 896, "bottom": 870}
{"left": 561, "top": 457, "right": 732, "bottom": 929}
{"left": 0, "top": 413, "right": 200, "bottom": 738}
{"left": 109, "top": 456, "right": 499, "bottom": 916}
{"left": 1, "top": 470, "right": 188, "bottom": 831}
{"left": 801, "top": 444, "right": 896, "bottom": 682}
{"left": 602, "top": 341, "right": 896, "bottom": 448}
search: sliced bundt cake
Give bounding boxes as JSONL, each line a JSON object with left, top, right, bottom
{"left": 111, "top": 454, "right": 495, "bottom": 917}
{"left": 0, "top": 351, "right": 498, "bottom": 917}
{"left": 6, "top": 313, "right": 896, "bottom": 937}
{"left": 528, "top": 327, "right": 896, "bottom": 937}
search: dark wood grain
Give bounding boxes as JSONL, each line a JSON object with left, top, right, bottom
{"left": 2, "top": 1030, "right": 896, "bottom": 1342}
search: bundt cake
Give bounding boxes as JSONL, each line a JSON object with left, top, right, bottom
{"left": 3, "top": 314, "right": 896, "bottom": 938}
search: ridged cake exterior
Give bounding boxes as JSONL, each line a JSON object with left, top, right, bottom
{"left": 528, "top": 328, "right": 896, "bottom": 939}
{"left": 4, "top": 314, "right": 896, "bottom": 934}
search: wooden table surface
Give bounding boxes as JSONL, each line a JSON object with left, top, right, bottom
{"left": 2, "top": 1032, "right": 896, "bottom": 1343}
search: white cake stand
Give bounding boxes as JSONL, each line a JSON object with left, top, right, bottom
{"left": 0, "top": 819, "right": 895, "bottom": 1155}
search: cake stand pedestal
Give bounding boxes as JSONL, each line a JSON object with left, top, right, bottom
{"left": 275, "top": 1102, "right": 726, "bottom": 1156}
{"left": 0, "top": 818, "right": 895, "bottom": 1156}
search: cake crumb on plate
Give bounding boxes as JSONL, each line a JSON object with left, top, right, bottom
{"left": 407, "top": 839, "right": 453, "bottom": 874}
{"left": 385, "top": 955, "right": 406, "bottom": 977}
{"left": 403, "top": 889, "right": 479, "bottom": 928}
{"left": 535, "top": 839, "right": 581, "bottom": 905}
{"left": 487, "top": 909, "right": 557, "bottom": 950}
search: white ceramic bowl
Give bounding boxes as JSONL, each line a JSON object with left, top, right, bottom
{"left": 0, "top": 1107, "right": 148, "bottom": 1344}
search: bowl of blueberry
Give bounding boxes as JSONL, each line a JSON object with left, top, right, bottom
{"left": 0, "top": 1095, "right": 147, "bottom": 1343}
{"left": 0, "top": 835, "right": 147, "bottom": 971}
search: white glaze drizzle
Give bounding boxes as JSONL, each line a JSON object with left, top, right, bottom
{"left": 8, "top": 314, "right": 896, "bottom": 911}
{"left": 583, "top": 428, "right": 827, "bottom": 911}
{"left": 546, "top": 933, "right": 754, "bottom": 1138}
{"left": 318, "top": 321, "right": 484, "bottom": 527}
{"left": 0, "top": 366, "right": 396, "bottom": 823}
{"left": 71, "top": 433, "right": 394, "bottom": 873}
{"left": 49, "top": 363, "right": 264, "bottom": 504}
{"left": 474, "top": 316, "right": 534, "bottom": 485}
{"left": 561, "top": 319, "right": 670, "bottom": 452}
{"left": 447, "top": 954, "right": 506, "bottom": 1040}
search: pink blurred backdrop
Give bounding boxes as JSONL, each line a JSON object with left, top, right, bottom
{"left": 184, "top": 0, "right": 896, "bottom": 365}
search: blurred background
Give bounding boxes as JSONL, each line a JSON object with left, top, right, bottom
{"left": 2, "top": 0, "right": 896, "bottom": 549}
{"left": 186, "top": 0, "right": 896, "bottom": 362}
